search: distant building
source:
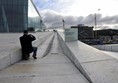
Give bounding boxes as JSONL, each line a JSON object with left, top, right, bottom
{"left": 95, "top": 29, "right": 118, "bottom": 38}
{"left": 0, "top": 0, "right": 28, "bottom": 32}
{"left": 71, "top": 24, "right": 94, "bottom": 39}
{"left": 113, "top": 35, "right": 118, "bottom": 43}
{"left": 71, "top": 24, "right": 118, "bottom": 44}
{"left": 71, "top": 24, "right": 102, "bottom": 45}
{"left": 95, "top": 29, "right": 118, "bottom": 44}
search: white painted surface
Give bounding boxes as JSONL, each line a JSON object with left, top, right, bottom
{"left": 102, "top": 51, "right": 118, "bottom": 59}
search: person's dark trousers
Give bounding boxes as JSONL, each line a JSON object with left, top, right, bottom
{"left": 32, "top": 47, "right": 37, "bottom": 59}
{"left": 22, "top": 47, "right": 37, "bottom": 60}
{"left": 22, "top": 50, "right": 30, "bottom": 60}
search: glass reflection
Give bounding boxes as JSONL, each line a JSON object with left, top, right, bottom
{"left": 28, "top": 0, "right": 46, "bottom": 31}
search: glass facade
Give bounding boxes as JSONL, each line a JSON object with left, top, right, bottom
{"left": 0, "top": 0, "right": 46, "bottom": 32}
{"left": 0, "top": 0, "right": 28, "bottom": 32}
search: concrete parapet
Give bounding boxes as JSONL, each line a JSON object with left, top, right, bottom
{"left": 92, "top": 44, "right": 118, "bottom": 52}
{"left": 0, "top": 32, "right": 54, "bottom": 70}
{"left": 57, "top": 32, "right": 93, "bottom": 83}
{"left": 57, "top": 31, "right": 118, "bottom": 83}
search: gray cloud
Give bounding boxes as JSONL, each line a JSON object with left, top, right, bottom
{"left": 40, "top": 10, "right": 118, "bottom": 29}
{"left": 100, "top": 15, "right": 118, "bottom": 24}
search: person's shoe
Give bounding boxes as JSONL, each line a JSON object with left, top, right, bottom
{"left": 22, "top": 54, "right": 29, "bottom": 60}
{"left": 23, "top": 58, "right": 29, "bottom": 60}
{"left": 33, "top": 55, "right": 37, "bottom": 59}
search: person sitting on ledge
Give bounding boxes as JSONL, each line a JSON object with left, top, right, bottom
{"left": 20, "top": 30, "right": 37, "bottom": 60}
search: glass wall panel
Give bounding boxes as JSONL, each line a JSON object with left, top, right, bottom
{"left": 28, "top": 0, "right": 46, "bottom": 31}
{"left": 0, "top": 0, "right": 28, "bottom": 32}
{"left": 0, "top": 0, "right": 46, "bottom": 32}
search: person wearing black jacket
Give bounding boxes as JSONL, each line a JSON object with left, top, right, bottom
{"left": 20, "top": 30, "right": 37, "bottom": 60}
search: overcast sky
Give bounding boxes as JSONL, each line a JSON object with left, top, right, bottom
{"left": 29, "top": 0, "right": 118, "bottom": 29}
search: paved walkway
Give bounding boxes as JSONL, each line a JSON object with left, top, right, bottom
{"left": 0, "top": 32, "right": 52, "bottom": 58}
{"left": 0, "top": 33, "right": 89, "bottom": 83}
{"left": 0, "top": 32, "right": 53, "bottom": 70}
